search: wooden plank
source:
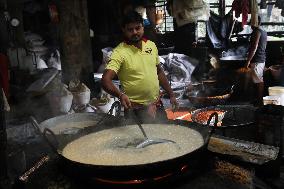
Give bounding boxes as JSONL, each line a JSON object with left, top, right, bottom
{"left": 208, "top": 134, "right": 279, "bottom": 165}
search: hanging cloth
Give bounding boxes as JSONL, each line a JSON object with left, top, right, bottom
{"left": 206, "top": 12, "right": 238, "bottom": 49}
{"left": 232, "top": 0, "right": 249, "bottom": 27}
{"left": 0, "top": 53, "right": 9, "bottom": 97}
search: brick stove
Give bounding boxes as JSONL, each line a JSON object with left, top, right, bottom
{"left": 13, "top": 153, "right": 256, "bottom": 189}
{"left": 9, "top": 136, "right": 274, "bottom": 189}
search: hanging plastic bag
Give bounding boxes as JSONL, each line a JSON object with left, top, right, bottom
{"left": 47, "top": 85, "right": 73, "bottom": 115}
{"left": 2, "top": 89, "right": 10, "bottom": 112}
{"left": 98, "top": 47, "right": 113, "bottom": 73}
{"left": 47, "top": 50, "right": 61, "bottom": 70}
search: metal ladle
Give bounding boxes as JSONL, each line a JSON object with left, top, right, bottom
{"left": 129, "top": 109, "right": 176, "bottom": 148}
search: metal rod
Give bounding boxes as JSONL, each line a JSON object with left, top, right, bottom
{"left": 228, "top": 19, "right": 237, "bottom": 39}
{"left": 129, "top": 109, "right": 176, "bottom": 148}
{"left": 131, "top": 110, "right": 148, "bottom": 140}
{"left": 19, "top": 156, "right": 50, "bottom": 182}
{"left": 136, "top": 121, "right": 148, "bottom": 140}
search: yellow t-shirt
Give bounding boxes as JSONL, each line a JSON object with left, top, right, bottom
{"left": 106, "top": 39, "right": 160, "bottom": 105}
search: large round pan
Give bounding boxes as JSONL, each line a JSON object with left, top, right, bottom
{"left": 191, "top": 105, "right": 256, "bottom": 128}
{"left": 31, "top": 113, "right": 218, "bottom": 182}
{"left": 185, "top": 84, "right": 234, "bottom": 107}
{"left": 38, "top": 113, "right": 103, "bottom": 134}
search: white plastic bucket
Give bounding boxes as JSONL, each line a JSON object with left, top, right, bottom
{"left": 96, "top": 97, "right": 115, "bottom": 114}
{"left": 268, "top": 86, "right": 284, "bottom": 106}
{"left": 47, "top": 92, "right": 73, "bottom": 114}
{"left": 72, "top": 90, "right": 91, "bottom": 105}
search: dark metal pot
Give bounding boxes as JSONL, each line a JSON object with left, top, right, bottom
{"left": 30, "top": 113, "right": 218, "bottom": 182}
{"left": 219, "top": 55, "right": 247, "bottom": 69}
{"left": 185, "top": 83, "right": 234, "bottom": 107}
{"left": 191, "top": 105, "right": 256, "bottom": 128}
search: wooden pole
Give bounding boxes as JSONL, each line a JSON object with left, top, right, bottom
{"left": 59, "top": 0, "right": 93, "bottom": 85}
{"left": 0, "top": 0, "right": 8, "bottom": 182}
{"left": 0, "top": 83, "right": 7, "bottom": 181}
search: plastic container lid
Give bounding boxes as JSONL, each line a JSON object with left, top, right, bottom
{"left": 268, "top": 86, "right": 284, "bottom": 95}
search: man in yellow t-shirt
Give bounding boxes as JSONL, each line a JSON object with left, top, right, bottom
{"left": 102, "top": 11, "right": 178, "bottom": 121}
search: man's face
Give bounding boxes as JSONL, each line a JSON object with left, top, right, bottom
{"left": 122, "top": 22, "right": 144, "bottom": 43}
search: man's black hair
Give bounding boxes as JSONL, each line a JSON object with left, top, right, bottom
{"left": 121, "top": 10, "right": 144, "bottom": 27}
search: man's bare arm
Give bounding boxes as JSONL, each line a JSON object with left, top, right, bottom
{"left": 101, "top": 69, "right": 123, "bottom": 98}
{"left": 157, "top": 64, "right": 179, "bottom": 108}
{"left": 157, "top": 64, "right": 174, "bottom": 97}
{"left": 245, "top": 30, "right": 261, "bottom": 67}
{"left": 102, "top": 69, "right": 132, "bottom": 109}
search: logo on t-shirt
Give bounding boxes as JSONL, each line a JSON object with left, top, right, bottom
{"left": 145, "top": 48, "right": 152, "bottom": 54}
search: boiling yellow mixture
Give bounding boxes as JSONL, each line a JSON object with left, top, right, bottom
{"left": 62, "top": 124, "right": 204, "bottom": 166}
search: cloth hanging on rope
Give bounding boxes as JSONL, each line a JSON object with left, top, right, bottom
{"left": 250, "top": 0, "right": 259, "bottom": 27}
{"left": 206, "top": 11, "right": 242, "bottom": 49}
{"left": 232, "top": 0, "right": 259, "bottom": 27}
{"left": 232, "top": 0, "right": 250, "bottom": 27}
{"left": 0, "top": 53, "right": 9, "bottom": 97}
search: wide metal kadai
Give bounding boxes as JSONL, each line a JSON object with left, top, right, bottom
{"left": 31, "top": 112, "right": 217, "bottom": 182}
{"left": 17, "top": 112, "right": 280, "bottom": 189}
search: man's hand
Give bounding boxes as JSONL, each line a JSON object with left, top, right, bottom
{"left": 120, "top": 93, "right": 132, "bottom": 109}
{"left": 170, "top": 95, "right": 179, "bottom": 110}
